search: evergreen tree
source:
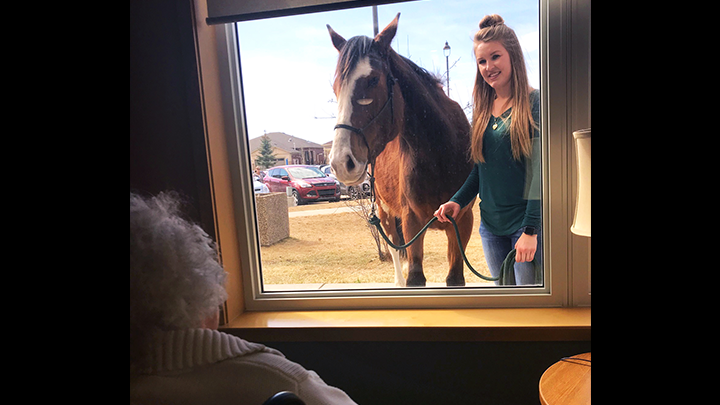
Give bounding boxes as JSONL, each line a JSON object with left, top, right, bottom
{"left": 256, "top": 134, "right": 277, "bottom": 169}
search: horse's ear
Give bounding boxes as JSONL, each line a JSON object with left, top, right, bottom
{"left": 327, "top": 24, "right": 346, "bottom": 52}
{"left": 373, "top": 13, "right": 400, "bottom": 52}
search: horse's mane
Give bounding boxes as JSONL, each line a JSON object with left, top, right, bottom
{"left": 333, "top": 36, "right": 373, "bottom": 94}
{"left": 387, "top": 49, "right": 469, "bottom": 162}
{"left": 333, "top": 35, "right": 469, "bottom": 162}
{"left": 333, "top": 35, "right": 443, "bottom": 98}
{"left": 395, "top": 54, "right": 443, "bottom": 93}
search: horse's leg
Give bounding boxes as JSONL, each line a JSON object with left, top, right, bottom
{"left": 377, "top": 204, "right": 406, "bottom": 287}
{"left": 389, "top": 244, "right": 405, "bottom": 287}
{"left": 445, "top": 206, "right": 474, "bottom": 286}
{"left": 402, "top": 212, "right": 427, "bottom": 287}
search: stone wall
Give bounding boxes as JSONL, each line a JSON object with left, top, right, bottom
{"left": 255, "top": 192, "right": 289, "bottom": 246}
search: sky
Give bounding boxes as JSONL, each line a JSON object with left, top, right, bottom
{"left": 236, "top": 0, "right": 540, "bottom": 146}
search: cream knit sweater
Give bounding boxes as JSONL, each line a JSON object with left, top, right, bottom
{"left": 130, "top": 328, "right": 357, "bottom": 405}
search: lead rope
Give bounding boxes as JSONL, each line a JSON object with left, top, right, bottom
{"left": 360, "top": 127, "right": 500, "bottom": 281}
{"left": 363, "top": 150, "right": 499, "bottom": 281}
{"left": 368, "top": 212, "right": 501, "bottom": 282}
{"left": 369, "top": 210, "right": 541, "bottom": 285}
{"left": 364, "top": 154, "right": 531, "bottom": 283}
{"left": 347, "top": 69, "right": 532, "bottom": 284}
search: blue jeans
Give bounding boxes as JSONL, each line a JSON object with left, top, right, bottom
{"left": 478, "top": 222, "right": 543, "bottom": 285}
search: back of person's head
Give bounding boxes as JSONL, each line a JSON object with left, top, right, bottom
{"left": 130, "top": 191, "right": 228, "bottom": 373}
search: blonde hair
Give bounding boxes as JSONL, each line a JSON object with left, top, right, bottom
{"left": 471, "top": 14, "right": 537, "bottom": 163}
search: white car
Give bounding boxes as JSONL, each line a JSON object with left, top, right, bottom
{"left": 253, "top": 177, "right": 269, "bottom": 194}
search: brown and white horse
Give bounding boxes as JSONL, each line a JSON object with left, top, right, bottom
{"left": 327, "top": 14, "right": 476, "bottom": 287}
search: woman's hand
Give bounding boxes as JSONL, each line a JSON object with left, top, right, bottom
{"left": 434, "top": 201, "right": 461, "bottom": 223}
{"left": 514, "top": 233, "right": 537, "bottom": 262}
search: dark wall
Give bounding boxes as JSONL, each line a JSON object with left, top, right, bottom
{"left": 266, "top": 340, "right": 591, "bottom": 405}
{"left": 130, "top": 0, "right": 215, "bottom": 236}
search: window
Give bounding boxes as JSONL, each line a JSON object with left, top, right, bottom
{"left": 210, "top": 0, "right": 591, "bottom": 310}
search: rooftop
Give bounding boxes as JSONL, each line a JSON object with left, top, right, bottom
{"left": 248, "top": 132, "right": 325, "bottom": 153}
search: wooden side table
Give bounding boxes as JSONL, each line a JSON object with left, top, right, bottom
{"left": 539, "top": 352, "right": 591, "bottom": 404}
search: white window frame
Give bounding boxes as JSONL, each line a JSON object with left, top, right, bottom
{"left": 212, "top": 0, "right": 590, "bottom": 311}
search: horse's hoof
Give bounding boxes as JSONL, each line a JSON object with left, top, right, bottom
{"left": 446, "top": 277, "right": 466, "bottom": 287}
{"left": 406, "top": 273, "right": 426, "bottom": 287}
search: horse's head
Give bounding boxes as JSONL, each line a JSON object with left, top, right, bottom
{"left": 327, "top": 13, "right": 401, "bottom": 185}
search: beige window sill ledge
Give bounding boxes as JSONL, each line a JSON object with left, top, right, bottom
{"left": 221, "top": 307, "right": 590, "bottom": 342}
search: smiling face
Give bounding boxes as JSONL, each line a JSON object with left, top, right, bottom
{"left": 474, "top": 40, "right": 512, "bottom": 94}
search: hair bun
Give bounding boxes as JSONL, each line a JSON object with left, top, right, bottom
{"left": 479, "top": 14, "right": 505, "bottom": 29}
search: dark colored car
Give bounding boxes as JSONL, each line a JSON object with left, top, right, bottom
{"left": 319, "top": 165, "right": 371, "bottom": 199}
{"left": 264, "top": 165, "right": 340, "bottom": 205}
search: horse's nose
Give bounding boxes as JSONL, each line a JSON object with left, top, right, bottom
{"left": 329, "top": 130, "right": 365, "bottom": 184}
{"left": 329, "top": 151, "right": 361, "bottom": 184}
{"left": 345, "top": 155, "right": 355, "bottom": 171}
{"left": 329, "top": 155, "right": 346, "bottom": 176}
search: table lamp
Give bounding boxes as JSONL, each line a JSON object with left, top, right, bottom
{"left": 571, "top": 128, "right": 591, "bottom": 237}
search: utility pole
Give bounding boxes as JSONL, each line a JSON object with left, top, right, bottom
{"left": 372, "top": 6, "right": 378, "bottom": 36}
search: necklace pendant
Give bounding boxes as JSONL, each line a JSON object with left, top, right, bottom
{"left": 492, "top": 122, "right": 498, "bottom": 130}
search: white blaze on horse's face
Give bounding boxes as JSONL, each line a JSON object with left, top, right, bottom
{"left": 330, "top": 57, "right": 373, "bottom": 185}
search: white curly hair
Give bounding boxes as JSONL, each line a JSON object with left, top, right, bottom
{"left": 130, "top": 192, "right": 227, "bottom": 371}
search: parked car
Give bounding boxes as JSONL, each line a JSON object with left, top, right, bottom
{"left": 252, "top": 171, "right": 269, "bottom": 194}
{"left": 253, "top": 178, "right": 269, "bottom": 194}
{"left": 319, "top": 165, "right": 371, "bottom": 199}
{"left": 264, "top": 165, "right": 340, "bottom": 205}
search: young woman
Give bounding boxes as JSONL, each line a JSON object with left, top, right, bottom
{"left": 434, "top": 14, "right": 542, "bottom": 285}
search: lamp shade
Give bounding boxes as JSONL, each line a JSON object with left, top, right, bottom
{"left": 571, "top": 128, "right": 591, "bottom": 237}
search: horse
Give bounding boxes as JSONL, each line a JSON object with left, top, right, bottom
{"left": 327, "top": 13, "right": 476, "bottom": 287}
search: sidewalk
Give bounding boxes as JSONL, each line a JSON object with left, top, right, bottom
{"left": 288, "top": 206, "right": 358, "bottom": 217}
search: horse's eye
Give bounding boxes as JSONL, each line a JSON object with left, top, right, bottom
{"left": 367, "top": 77, "right": 380, "bottom": 88}
{"left": 357, "top": 98, "right": 374, "bottom": 106}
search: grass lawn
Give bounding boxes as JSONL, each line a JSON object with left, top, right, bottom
{"left": 260, "top": 200, "right": 492, "bottom": 285}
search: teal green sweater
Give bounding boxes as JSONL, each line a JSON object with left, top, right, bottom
{"left": 450, "top": 89, "right": 541, "bottom": 236}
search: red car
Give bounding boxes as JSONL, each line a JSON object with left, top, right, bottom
{"left": 263, "top": 165, "right": 340, "bottom": 205}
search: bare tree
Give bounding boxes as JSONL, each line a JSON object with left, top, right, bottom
{"left": 343, "top": 193, "right": 392, "bottom": 262}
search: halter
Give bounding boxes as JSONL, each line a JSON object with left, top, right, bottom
{"left": 333, "top": 71, "right": 395, "bottom": 218}
{"left": 333, "top": 72, "right": 395, "bottom": 158}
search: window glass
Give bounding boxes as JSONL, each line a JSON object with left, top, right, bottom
{"left": 287, "top": 167, "right": 325, "bottom": 179}
{"left": 236, "top": 0, "right": 542, "bottom": 293}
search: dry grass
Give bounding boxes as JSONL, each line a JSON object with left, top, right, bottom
{"left": 261, "top": 201, "right": 492, "bottom": 285}
{"left": 286, "top": 199, "right": 350, "bottom": 212}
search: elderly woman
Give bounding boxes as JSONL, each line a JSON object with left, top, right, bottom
{"left": 130, "top": 192, "right": 357, "bottom": 405}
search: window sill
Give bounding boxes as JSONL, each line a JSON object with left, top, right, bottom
{"left": 221, "top": 307, "right": 590, "bottom": 342}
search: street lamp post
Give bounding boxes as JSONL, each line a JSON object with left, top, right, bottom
{"left": 443, "top": 41, "right": 451, "bottom": 97}
{"left": 288, "top": 137, "right": 298, "bottom": 164}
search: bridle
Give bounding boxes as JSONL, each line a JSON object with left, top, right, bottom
{"left": 333, "top": 71, "right": 395, "bottom": 217}
{"left": 333, "top": 72, "right": 396, "bottom": 160}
